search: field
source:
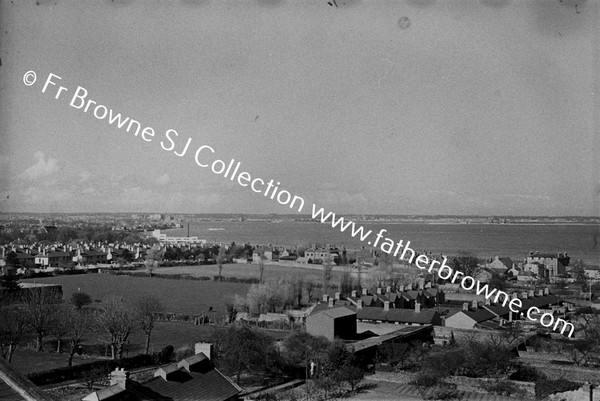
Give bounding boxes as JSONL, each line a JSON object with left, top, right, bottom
{"left": 21, "top": 273, "right": 251, "bottom": 316}
{"left": 150, "top": 261, "right": 348, "bottom": 284}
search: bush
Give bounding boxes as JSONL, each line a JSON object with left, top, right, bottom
{"left": 175, "top": 344, "right": 195, "bottom": 361}
{"left": 27, "top": 353, "right": 160, "bottom": 386}
{"left": 509, "top": 365, "right": 546, "bottom": 382}
{"left": 535, "top": 378, "right": 581, "bottom": 399}
{"left": 159, "top": 345, "right": 174, "bottom": 363}
{"left": 482, "top": 380, "right": 528, "bottom": 397}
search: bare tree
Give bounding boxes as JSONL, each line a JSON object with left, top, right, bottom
{"left": 135, "top": 296, "right": 163, "bottom": 354}
{"left": 216, "top": 246, "right": 227, "bottom": 282}
{"left": 51, "top": 305, "right": 91, "bottom": 367}
{"left": 322, "top": 256, "right": 333, "bottom": 292}
{"left": 145, "top": 244, "right": 164, "bottom": 278}
{"left": 96, "top": 296, "right": 137, "bottom": 359}
{"left": 256, "top": 247, "right": 266, "bottom": 284}
{"left": 0, "top": 305, "right": 28, "bottom": 363}
{"left": 22, "top": 288, "right": 61, "bottom": 351}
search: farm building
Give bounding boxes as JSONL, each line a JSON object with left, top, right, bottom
{"left": 306, "top": 306, "right": 357, "bottom": 341}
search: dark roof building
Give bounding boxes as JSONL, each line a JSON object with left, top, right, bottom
{"left": 82, "top": 344, "right": 241, "bottom": 401}
{"left": 306, "top": 305, "right": 357, "bottom": 341}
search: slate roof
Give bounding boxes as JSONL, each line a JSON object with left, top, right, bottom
{"left": 357, "top": 307, "right": 439, "bottom": 325}
{"left": 456, "top": 309, "right": 497, "bottom": 323}
{"left": 142, "top": 365, "right": 241, "bottom": 401}
{"left": 311, "top": 306, "right": 356, "bottom": 319}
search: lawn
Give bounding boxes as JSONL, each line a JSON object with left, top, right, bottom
{"left": 21, "top": 273, "right": 251, "bottom": 316}
{"left": 150, "top": 262, "right": 347, "bottom": 285}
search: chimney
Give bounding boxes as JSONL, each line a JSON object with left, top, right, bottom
{"left": 463, "top": 302, "right": 469, "bottom": 311}
{"left": 351, "top": 290, "right": 357, "bottom": 298}
{"left": 521, "top": 291, "right": 528, "bottom": 299}
{"left": 471, "top": 300, "right": 478, "bottom": 309}
{"left": 538, "top": 290, "right": 543, "bottom": 297}
{"left": 376, "top": 288, "right": 382, "bottom": 295}
{"left": 386, "top": 286, "right": 391, "bottom": 294}
{"left": 334, "top": 292, "right": 340, "bottom": 300}
{"left": 544, "top": 288, "right": 549, "bottom": 295}
{"left": 357, "top": 299, "right": 363, "bottom": 309}
{"left": 511, "top": 292, "right": 518, "bottom": 299}
{"left": 440, "top": 315, "right": 446, "bottom": 326}
{"left": 415, "top": 302, "right": 421, "bottom": 313}
{"left": 484, "top": 297, "right": 491, "bottom": 306}
{"left": 323, "top": 294, "right": 329, "bottom": 302}
{"left": 328, "top": 298, "right": 334, "bottom": 308}
{"left": 362, "top": 288, "right": 368, "bottom": 296}
{"left": 384, "top": 301, "right": 390, "bottom": 311}
{"left": 110, "top": 368, "right": 129, "bottom": 387}
{"left": 529, "top": 290, "right": 534, "bottom": 298}
{"left": 194, "top": 342, "right": 213, "bottom": 360}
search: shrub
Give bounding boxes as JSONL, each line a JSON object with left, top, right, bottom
{"left": 159, "top": 345, "right": 174, "bottom": 363}
{"left": 482, "top": 380, "right": 528, "bottom": 397}
{"left": 175, "top": 344, "right": 195, "bottom": 361}
{"left": 535, "top": 378, "right": 581, "bottom": 399}
{"left": 509, "top": 365, "right": 546, "bottom": 382}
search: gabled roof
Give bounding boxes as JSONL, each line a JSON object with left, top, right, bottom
{"left": 451, "top": 309, "right": 497, "bottom": 323}
{"left": 310, "top": 306, "right": 356, "bottom": 319}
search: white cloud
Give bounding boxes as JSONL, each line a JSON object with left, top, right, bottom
{"left": 22, "top": 151, "right": 58, "bottom": 180}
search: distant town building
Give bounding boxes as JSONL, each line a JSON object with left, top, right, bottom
{"left": 525, "top": 252, "right": 570, "bottom": 279}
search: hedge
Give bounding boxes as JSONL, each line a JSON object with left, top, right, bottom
{"left": 27, "top": 352, "right": 164, "bottom": 386}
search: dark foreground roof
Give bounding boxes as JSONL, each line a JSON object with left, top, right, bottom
{"left": 0, "top": 358, "right": 50, "bottom": 401}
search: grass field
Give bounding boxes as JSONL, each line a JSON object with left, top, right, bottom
{"left": 21, "top": 273, "right": 251, "bottom": 316}
{"left": 150, "top": 262, "right": 347, "bottom": 284}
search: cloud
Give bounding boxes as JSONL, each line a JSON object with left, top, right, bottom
{"left": 22, "top": 151, "right": 58, "bottom": 180}
{"left": 155, "top": 173, "right": 170, "bottom": 186}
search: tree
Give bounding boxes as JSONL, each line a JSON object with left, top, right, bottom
{"left": 51, "top": 304, "right": 90, "bottom": 366}
{"left": 70, "top": 291, "right": 92, "bottom": 309}
{"left": 0, "top": 305, "right": 28, "bottom": 363}
{"left": 210, "top": 325, "right": 280, "bottom": 384}
{"left": 96, "top": 296, "right": 137, "bottom": 359}
{"left": 135, "top": 296, "right": 163, "bottom": 355}
{"left": 319, "top": 340, "right": 365, "bottom": 395}
{"left": 256, "top": 248, "right": 266, "bottom": 284}
{"left": 22, "top": 289, "right": 62, "bottom": 351}
{"left": 322, "top": 256, "right": 333, "bottom": 292}
{"left": 339, "top": 269, "right": 354, "bottom": 297}
{"left": 281, "top": 331, "right": 330, "bottom": 369}
{"left": 290, "top": 275, "right": 305, "bottom": 308}
{"left": 450, "top": 252, "right": 481, "bottom": 277}
{"left": 216, "top": 246, "right": 227, "bottom": 282}
{"left": 145, "top": 244, "right": 164, "bottom": 277}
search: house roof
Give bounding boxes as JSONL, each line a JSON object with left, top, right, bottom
{"left": 142, "top": 365, "right": 241, "bottom": 401}
{"left": 82, "top": 354, "right": 241, "bottom": 401}
{"left": 357, "top": 307, "right": 439, "bottom": 325}
{"left": 498, "top": 257, "right": 514, "bottom": 268}
{"left": 452, "top": 309, "right": 497, "bottom": 323}
{"left": 310, "top": 306, "right": 356, "bottom": 319}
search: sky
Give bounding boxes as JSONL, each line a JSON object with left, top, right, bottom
{"left": 0, "top": 0, "right": 598, "bottom": 216}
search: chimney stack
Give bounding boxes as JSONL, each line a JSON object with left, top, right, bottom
{"left": 334, "top": 292, "right": 340, "bottom": 300}
{"left": 529, "top": 290, "right": 534, "bottom": 298}
{"left": 471, "top": 300, "right": 478, "bottom": 309}
{"left": 463, "top": 302, "right": 469, "bottom": 311}
{"left": 328, "top": 298, "right": 334, "bottom": 308}
{"left": 538, "top": 289, "right": 543, "bottom": 297}
{"left": 194, "top": 342, "right": 213, "bottom": 360}
{"left": 415, "top": 302, "right": 421, "bottom": 313}
{"left": 362, "top": 288, "right": 368, "bottom": 296}
{"left": 323, "top": 294, "right": 329, "bottom": 302}
{"left": 376, "top": 287, "right": 382, "bottom": 295}
{"left": 110, "top": 368, "right": 129, "bottom": 387}
{"left": 357, "top": 299, "right": 363, "bottom": 309}
{"left": 351, "top": 290, "right": 357, "bottom": 298}
{"left": 386, "top": 286, "right": 391, "bottom": 293}
{"left": 384, "top": 301, "right": 390, "bottom": 311}
{"left": 544, "top": 288, "right": 549, "bottom": 295}
{"left": 521, "top": 291, "right": 528, "bottom": 299}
